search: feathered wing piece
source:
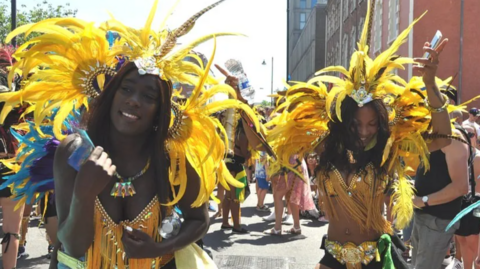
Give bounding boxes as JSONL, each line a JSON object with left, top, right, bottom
{"left": 0, "top": 111, "right": 78, "bottom": 210}
{"left": 265, "top": 81, "right": 329, "bottom": 183}
{"left": 2, "top": 19, "right": 120, "bottom": 139}
{"left": 166, "top": 40, "right": 260, "bottom": 207}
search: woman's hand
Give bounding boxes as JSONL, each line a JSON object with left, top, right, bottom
{"left": 122, "top": 227, "right": 166, "bottom": 259}
{"left": 413, "top": 39, "right": 448, "bottom": 88}
{"left": 73, "top": 146, "right": 116, "bottom": 201}
{"left": 214, "top": 64, "right": 247, "bottom": 104}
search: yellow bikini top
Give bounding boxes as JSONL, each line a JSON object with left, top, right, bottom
{"left": 84, "top": 195, "right": 174, "bottom": 269}
{"left": 318, "top": 163, "right": 392, "bottom": 235}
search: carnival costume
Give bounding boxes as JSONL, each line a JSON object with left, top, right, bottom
{"left": 0, "top": 0, "right": 261, "bottom": 268}
{"left": 266, "top": 1, "right": 470, "bottom": 268}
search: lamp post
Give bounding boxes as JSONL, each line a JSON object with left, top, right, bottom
{"left": 11, "top": 0, "right": 17, "bottom": 47}
{"left": 262, "top": 57, "right": 274, "bottom": 106}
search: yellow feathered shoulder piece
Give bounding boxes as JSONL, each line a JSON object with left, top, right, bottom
{"left": 165, "top": 44, "right": 260, "bottom": 207}
{"left": 266, "top": 81, "right": 329, "bottom": 180}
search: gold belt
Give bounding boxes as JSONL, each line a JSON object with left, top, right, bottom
{"left": 325, "top": 239, "right": 380, "bottom": 269}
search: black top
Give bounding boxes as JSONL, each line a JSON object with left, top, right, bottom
{"left": 415, "top": 150, "right": 462, "bottom": 220}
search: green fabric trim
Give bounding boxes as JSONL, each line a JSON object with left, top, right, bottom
{"left": 378, "top": 234, "right": 394, "bottom": 269}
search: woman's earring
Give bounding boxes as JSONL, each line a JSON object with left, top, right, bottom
{"left": 153, "top": 125, "right": 158, "bottom": 131}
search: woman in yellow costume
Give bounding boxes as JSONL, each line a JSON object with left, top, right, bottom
{"left": 267, "top": 1, "right": 468, "bottom": 268}
{"left": 0, "top": 0, "right": 259, "bottom": 268}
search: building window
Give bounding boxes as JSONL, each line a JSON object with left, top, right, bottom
{"left": 300, "top": 13, "right": 306, "bottom": 29}
{"left": 350, "top": 0, "right": 355, "bottom": 13}
{"left": 388, "top": 0, "right": 399, "bottom": 42}
{"left": 311, "top": 0, "right": 317, "bottom": 8}
{"left": 374, "top": 0, "right": 382, "bottom": 52}
{"left": 300, "top": 0, "right": 306, "bottom": 9}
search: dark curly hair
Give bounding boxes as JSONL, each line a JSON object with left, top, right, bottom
{"left": 84, "top": 62, "right": 172, "bottom": 205}
{"left": 319, "top": 96, "right": 390, "bottom": 176}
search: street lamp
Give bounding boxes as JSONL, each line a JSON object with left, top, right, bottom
{"left": 262, "top": 57, "right": 274, "bottom": 106}
{"left": 11, "top": 0, "right": 17, "bottom": 47}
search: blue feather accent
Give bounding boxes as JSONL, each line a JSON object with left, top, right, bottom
{"left": 446, "top": 200, "right": 480, "bottom": 232}
{"left": 0, "top": 108, "right": 82, "bottom": 204}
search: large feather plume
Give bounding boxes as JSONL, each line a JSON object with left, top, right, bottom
{"left": 165, "top": 38, "right": 260, "bottom": 207}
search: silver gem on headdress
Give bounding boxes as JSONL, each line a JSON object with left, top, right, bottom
{"left": 350, "top": 81, "right": 373, "bottom": 107}
{"left": 134, "top": 56, "right": 161, "bottom": 77}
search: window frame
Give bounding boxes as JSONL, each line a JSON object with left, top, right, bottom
{"left": 300, "top": 0, "right": 307, "bottom": 9}
{"left": 300, "top": 12, "right": 307, "bottom": 30}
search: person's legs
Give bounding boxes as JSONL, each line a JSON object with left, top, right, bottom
{"left": 273, "top": 188, "right": 287, "bottom": 231}
{"left": 222, "top": 187, "right": 233, "bottom": 227}
{"left": 256, "top": 176, "right": 269, "bottom": 209}
{"left": 1, "top": 198, "right": 24, "bottom": 269}
{"left": 214, "top": 184, "right": 225, "bottom": 218}
{"left": 257, "top": 189, "right": 267, "bottom": 208}
{"left": 455, "top": 235, "right": 463, "bottom": 262}
{"left": 458, "top": 235, "right": 479, "bottom": 269}
{"left": 476, "top": 233, "right": 480, "bottom": 268}
{"left": 411, "top": 213, "right": 458, "bottom": 269}
{"left": 19, "top": 203, "right": 33, "bottom": 254}
{"left": 45, "top": 216, "right": 58, "bottom": 252}
{"left": 230, "top": 187, "right": 242, "bottom": 230}
{"left": 286, "top": 202, "right": 301, "bottom": 234}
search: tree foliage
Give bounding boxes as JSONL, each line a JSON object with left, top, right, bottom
{"left": 260, "top": 100, "right": 271, "bottom": 107}
{"left": 0, "top": 0, "right": 77, "bottom": 44}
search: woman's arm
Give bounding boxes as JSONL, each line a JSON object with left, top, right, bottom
{"left": 414, "top": 39, "right": 452, "bottom": 152}
{"left": 155, "top": 161, "right": 209, "bottom": 254}
{"left": 54, "top": 135, "right": 96, "bottom": 258}
{"left": 55, "top": 135, "right": 115, "bottom": 258}
{"left": 474, "top": 153, "right": 480, "bottom": 194}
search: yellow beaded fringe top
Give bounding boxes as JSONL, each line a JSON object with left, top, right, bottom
{"left": 318, "top": 163, "right": 392, "bottom": 235}
{"left": 85, "top": 195, "right": 174, "bottom": 269}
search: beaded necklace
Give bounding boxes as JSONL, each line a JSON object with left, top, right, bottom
{"left": 110, "top": 158, "right": 151, "bottom": 198}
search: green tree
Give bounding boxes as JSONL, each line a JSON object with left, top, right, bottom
{"left": 260, "top": 100, "right": 271, "bottom": 107}
{"left": 0, "top": 0, "right": 77, "bottom": 44}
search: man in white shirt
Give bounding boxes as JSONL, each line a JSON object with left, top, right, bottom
{"left": 463, "top": 108, "right": 480, "bottom": 139}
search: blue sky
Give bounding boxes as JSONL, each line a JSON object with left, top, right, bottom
{"left": 39, "top": 0, "right": 287, "bottom": 103}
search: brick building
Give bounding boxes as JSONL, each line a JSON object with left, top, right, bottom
{"left": 414, "top": 0, "right": 480, "bottom": 106}
{"left": 325, "top": 0, "right": 480, "bottom": 107}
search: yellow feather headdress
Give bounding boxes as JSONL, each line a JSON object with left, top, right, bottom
{"left": 1, "top": 0, "right": 260, "bottom": 207}
{"left": 266, "top": 0, "right": 468, "bottom": 229}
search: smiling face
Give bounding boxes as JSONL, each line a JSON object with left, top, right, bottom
{"left": 307, "top": 154, "right": 317, "bottom": 166}
{"left": 110, "top": 70, "right": 162, "bottom": 136}
{"left": 353, "top": 105, "right": 379, "bottom": 148}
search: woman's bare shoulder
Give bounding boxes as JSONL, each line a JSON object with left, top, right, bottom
{"left": 55, "top": 134, "right": 81, "bottom": 165}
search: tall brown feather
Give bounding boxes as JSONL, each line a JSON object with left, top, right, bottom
{"left": 156, "top": 0, "right": 226, "bottom": 59}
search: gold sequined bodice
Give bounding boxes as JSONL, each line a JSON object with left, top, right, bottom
{"left": 317, "top": 163, "right": 392, "bottom": 234}
{"left": 84, "top": 195, "right": 174, "bottom": 269}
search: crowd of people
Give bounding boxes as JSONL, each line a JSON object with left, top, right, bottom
{"left": 0, "top": 1, "right": 479, "bottom": 269}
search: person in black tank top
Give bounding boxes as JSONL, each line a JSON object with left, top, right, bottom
{"left": 411, "top": 125, "right": 470, "bottom": 269}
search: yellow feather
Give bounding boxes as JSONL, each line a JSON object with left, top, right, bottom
{"left": 141, "top": 0, "right": 159, "bottom": 47}
{"left": 391, "top": 176, "right": 415, "bottom": 230}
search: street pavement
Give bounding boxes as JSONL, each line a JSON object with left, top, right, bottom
{"left": 6, "top": 182, "right": 329, "bottom": 269}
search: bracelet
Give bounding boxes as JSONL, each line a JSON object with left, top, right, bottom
{"left": 424, "top": 94, "right": 449, "bottom": 113}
